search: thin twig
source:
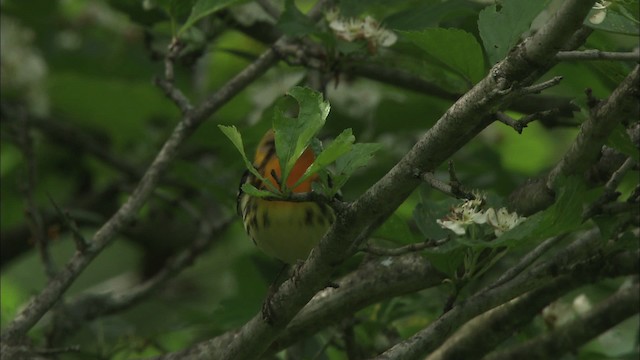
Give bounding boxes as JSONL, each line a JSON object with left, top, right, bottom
{"left": 48, "top": 215, "right": 233, "bottom": 343}
{"left": 583, "top": 157, "right": 636, "bottom": 220}
{"left": 421, "top": 173, "right": 460, "bottom": 197}
{"left": 626, "top": 184, "right": 640, "bottom": 202}
{"left": 498, "top": 109, "right": 567, "bottom": 133}
{"left": 483, "top": 283, "right": 640, "bottom": 360}
{"left": 172, "top": 1, "right": 601, "bottom": 358}
{"left": 263, "top": 253, "right": 445, "bottom": 356}
{"left": 32, "top": 345, "right": 81, "bottom": 355}
{"left": 449, "top": 160, "right": 475, "bottom": 200}
{"left": 345, "top": 63, "right": 577, "bottom": 124}
{"left": 363, "top": 238, "right": 449, "bottom": 256}
{"left": 489, "top": 234, "right": 567, "bottom": 289}
{"left": 556, "top": 49, "right": 640, "bottom": 61}
{"left": 46, "top": 194, "right": 88, "bottom": 253}
{"left": 156, "top": 37, "right": 193, "bottom": 114}
{"left": 548, "top": 65, "right": 639, "bottom": 187}
{"left": 11, "top": 115, "right": 142, "bottom": 179}
{"left": 164, "top": 37, "right": 182, "bottom": 82}
{"left": 601, "top": 200, "right": 639, "bottom": 215}
{"left": 604, "top": 157, "right": 636, "bottom": 192}
{"left": 375, "top": 230, "right": 638, "bottom": 359}
{"left": 0, "top": 17, "right": 283, "bottom": 343}
{"left": 520, "top": 109, "right": 564, "bottom": 126}
{"left": 496, "top": 111, "right": 539, "bottom": 134}
{"left": 17, "top": 114, "right": 57, "bottom": 280}
{"left": 99, "top": 215, "right": 232, "bottom": 308}
{"left": 420, "top": 163, "right": 475, "bottom": 200}
{"left": 516, "top": 76, "right": 564, "bottom": 95}
{"left": 154, "top": 77, "right": 193, "bottom": 114}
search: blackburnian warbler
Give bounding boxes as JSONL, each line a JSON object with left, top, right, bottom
{"left": 237, "top": 129, "right": 336, "bottom": 264}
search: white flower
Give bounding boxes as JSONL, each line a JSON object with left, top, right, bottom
{"left": 362, "top": 16, "right": 379, "bottom": 38}
{"left": 485, "top": 207, "right": 526, "bottom": 237}
{"left": 362, "top": 16, "right": 397, "bottom": 47}
{"left": 0, "top": 16, "right": 49, "bottom": 116}
{"left": 377, "top": 28, "right": 398, "bottom": 47}
{"left": 437, "top": 197, "right": 488, "bottom": 235}
{"left": 589, "top": 0, "right": 611, "bottom": 25}
{"left": 326, "top": 10, "right": 397, "bottom": 51}
{"left": 325, "top": 8, "right": 340, "bottom": 23}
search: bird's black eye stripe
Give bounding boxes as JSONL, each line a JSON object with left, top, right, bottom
{"left": 255, "top": 145, "right": 276, "bottom": 174}
{"left": 237, "top": 170, "right": 250, "bottom": 194}
{"left": 237, "top": 170, "right": 251, "bottom": 216}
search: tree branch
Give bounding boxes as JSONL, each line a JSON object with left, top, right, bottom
{"left": 489, "top": 234, "right": 568, "bottom": 289}
{"left": 149, "top": 1, "right": 598, "bottom": 359}
{"left": 420, "top": 163, "right": 475, "bottom": 200}
{"left": 483, "top": 283, "right": 640, "bottom": 360}
{"left": 15, "top": 112, "right": 56, "bottom": 280}
{"left": 510, "top": 65, "right": 640, "bottom": 216}
{"left": 426, "top": 275, "right": 584, "bottom": 360}
{"left": 154, "top": 77, "right": 193, "bottom": 114}
{"left": 363, "top": 238, "right": 448, "bottom": 256}
{"left": 556, "top": 49, "right": 640, "bottom": 61}
{"left": 228, "top": 13, "right": 583, "bottom": 127}
{"left": 0, "top": 16, "right": 283, "bottom": 347}
{"left": 583, "top": 157, "right": 637, "bottom": 219}
{"left": 515, "top": 76, "right": 564, "bottom": 95}
{"left": 374, "top": 229, "right": 638, "bottom": 359}
{"left": 495, "top": 112, "right": 539, "bottom": 134}
{"left": 0, "top": 0, "right": 334, "bottom": 346}
{"left": 548, "top": 65, "right": 639, "bottom": 187}
{"left": 149, "top": 253, "right": 437, "bottom": 358}
{"left": 46, "top": 215, "right": 233, "bottom": 344}
{"left": 266, "top": 254, "right": 445, "bottom": 355}
{"left": 0, "top": 110, "right": 142, "bottom": 180}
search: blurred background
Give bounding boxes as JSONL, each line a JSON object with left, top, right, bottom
{"left": 1, "top": 0, "right": 638, "bottom": 358}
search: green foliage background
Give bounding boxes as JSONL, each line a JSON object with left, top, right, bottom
{"left": 1, "top": 0, "right": 638, "bottom": 359}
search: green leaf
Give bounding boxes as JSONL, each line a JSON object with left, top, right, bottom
{"left": 218, "top": 124, "right": 251, "bottom": 167}
{"left": 384, "top": 0, "right": 476, "bottom": 31}
{"left": 277, "top": 0, "right": 318, "bottom": 36}
{"left": 333, "top": 142, "right": 383, "bottom": 194}
{"left": 423, "top": 240, "right": 465, "bottom": 277}
{"left": 491, "top": 176, "right": 589, "bottom": 248}
{"left": 179, "top": 0, "right": 244, "bottom": 35}
{"left": 0, "top": 144, "right": 21, "bottom": 178}
{"left": 168, "top": 0, "right": 196, "bottom": 21}
{"left": 401, "top": 28, "right": 485, "bottom": 84}
{"left": 218, "top": 125, "right": 277, "bottom": 193}
{"left": 413, "top": 195, "right": 459, "bottom": 239}
{"left": 152, "top": 0, "right": 196, "bottom": 33}
{"left": 478, "top": 0, "right": 550, "bottom": 65}
{"left": 273, "top": 86, "right": 330, "bottom": 192}
{"left": 373, "top": 212, "right": 419, "bottom": 245}
{"left": 607, "top": 125, "right": 639, "bottom": 161}
{"left": 294, "top": 128, "right": 355, "bottom": 188}
{"left": 241, "top": 183, "right": 276, "bottom": 198}
{"left": 592, "top": 213, "right": 631, "bottom": 240}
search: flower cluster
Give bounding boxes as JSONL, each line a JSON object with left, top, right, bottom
{"left": 437, "top": 195, "right": 526, "bottom": 237}
{"left": 436, "top": 196, "right": 487, "bottom": 236}
{"left": 326, "top": 9, "right": 397, "bottom": 52}
{"left": 0, "top": 16, "right": 49, "bottom": 116}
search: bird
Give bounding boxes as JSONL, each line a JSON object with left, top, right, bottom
{"left": 237, "top": 129, "right": 336, "bottom": 264}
